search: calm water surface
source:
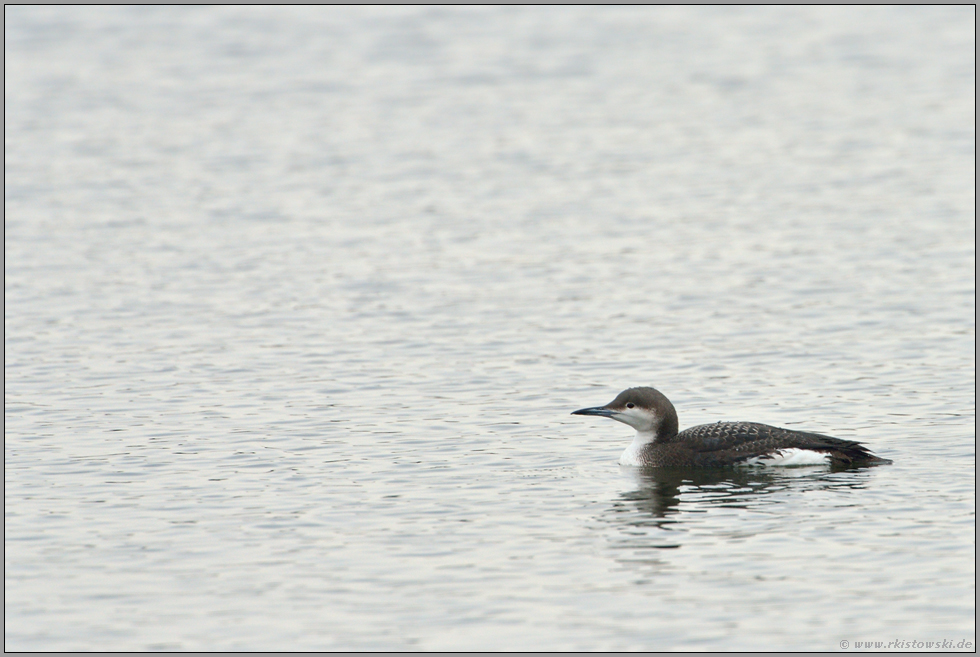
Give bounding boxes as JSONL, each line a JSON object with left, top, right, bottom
{"left": 5, "top": 6, "right": 975, "bottom": 651}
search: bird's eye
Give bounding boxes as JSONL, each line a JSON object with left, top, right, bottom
{"left": 626, "top": 403, "right": 635, "bottom": 409}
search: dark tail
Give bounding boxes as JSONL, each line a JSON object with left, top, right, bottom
{"left": 795, "top": 432, "right": 891, "bottom": 466}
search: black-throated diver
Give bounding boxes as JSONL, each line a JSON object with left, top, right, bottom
{"left": 572, "top": 387, "right": 890, "bottom": 467}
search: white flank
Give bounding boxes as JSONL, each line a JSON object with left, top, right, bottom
{"left": 742, "top": 449, "right": 830, "bottom": 466}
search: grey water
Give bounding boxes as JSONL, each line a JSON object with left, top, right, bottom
{"left": 4, "top": 6, "right": 975, "bottom": 651}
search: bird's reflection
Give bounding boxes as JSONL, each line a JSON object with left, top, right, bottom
{"left": 595, "top": 463, "right": 885, "bottom": 578}
{"left": 603, "top": 463, "right": 882, "bottom": 539}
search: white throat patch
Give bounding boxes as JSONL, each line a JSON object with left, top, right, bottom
{"left": 619, "top": 430, "right": 657, "bottom": 466}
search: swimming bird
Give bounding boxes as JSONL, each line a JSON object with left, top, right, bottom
{"left": 572, "top": 387, "right": 890, "bottom": 467}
